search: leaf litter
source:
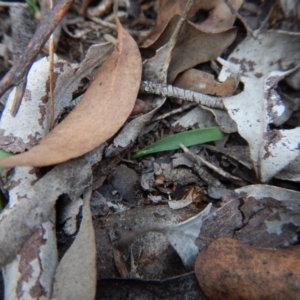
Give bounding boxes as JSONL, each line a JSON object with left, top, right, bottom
{"left": 0, "top": 2, "right": 142, "bottom": 167}
{"left": 219, "top": 31, "right": 300, "bottom": 182}
{"left": 0, "top": 0, "right": 300, "bottom": 299}
{"left": 52, "top": 188, "right": 97, "bottom": 300}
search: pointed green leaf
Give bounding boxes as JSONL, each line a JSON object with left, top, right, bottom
{"left": 0, "top": 150, "right": 13, "bottom": 173}
{"left": 132, "top": 127, "right": 226, "bottom": 159}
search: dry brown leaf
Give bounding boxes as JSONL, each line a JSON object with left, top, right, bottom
{"left": 105, "top": 1, "right": 194, "bottom": 157}
{"left": 144, "top": 15, "right": 236, "bottom": 84}
{"left": 174, "top": 68, "right": 238, "bottom": 96}
{"left": 0, "top": 5, "right": 142, "bottom": 167}
{"left": 195, "top": 238, "right": 300, "bottom": 300}
{"left": 166, "top": 20, "right": 236, "bottom": 83}
{"left": 141, "top": 0, "right": 242, "bottom": 48}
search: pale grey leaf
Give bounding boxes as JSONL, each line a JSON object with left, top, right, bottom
{"left": 52, "top": 189, "right": 97, "bottom": 300}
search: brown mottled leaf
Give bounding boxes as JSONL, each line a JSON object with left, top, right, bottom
{"left": 195, "top": 238, "right": 300, "bottom": 300}
{"left": 141, "top": 0, "right": 242, "bottom": 48}
{"left": 143, "top": 15, "right": 236, "bottom": 84}
{"left": 174, "top": 68, "right": 238, "bottom": 97}
{"left": 0, "top": 4, "right": 142, "bottom": 167}
{"left": 166, "top": 20, "right": 236, "bottom": 83}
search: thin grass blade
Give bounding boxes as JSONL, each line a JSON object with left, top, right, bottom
{"left": 132, "top": 127, "right": 226, "bottom": 159}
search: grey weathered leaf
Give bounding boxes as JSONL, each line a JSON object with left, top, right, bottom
{"left": 52, "top": 189, "right": 97, "bottom": 300}
{"left": 219, "top": 31, "right": 300, "bottom": 181}
{"left": 198, "top": 184, "right": 300, "bottom": 251}
{"left": 0, "top": 145, "right": 105, "bottom": 270}
{"left": 162, "top": 203, "right": 212, "bottom": 269}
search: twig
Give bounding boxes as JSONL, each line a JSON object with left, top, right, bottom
{"left": 193, "top": 163, "right": 224, "bottom": 188}
{"left": 89, "top": 14, "right": 150, "bottom": 39}
{"left": 0, "top": 1, "right": 27, "bottom": 7}
{"left": 140, "top": 81, "right": 225, "bottom": 109}
{"left": 180, "top": 143, "right": 246, "bottom": 186}
{"left": 49, "top": 0, "right": 55, "bottom": 130}
{"left": 87, "top": 0, "right": 113, "bottom": 17}
{"left": 152, "top": 103, "right": 197, "bottom": 122}
{"left": 179, "top": 145, "right": 224, "bottom": 188}
{"left": 223, "top": 0, "right": 256, "bottom": 38}
{"left": 0, "top": 0, "right": 74, "bottom": 115}
{"left": 88, "top": 16, "right": 117, "bottom": 31}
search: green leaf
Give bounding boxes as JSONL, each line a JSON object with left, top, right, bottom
{"left": 0, "top": 150, "right": 13, "bottom": 173}
{"left": 25, "top": 0, "right": 39, "bottom": 14}
{"left": 132, "top": 127, "right": 226, "bottom": 159}
{"left": 0, "top": 192, "right": 7, "bottom": 212}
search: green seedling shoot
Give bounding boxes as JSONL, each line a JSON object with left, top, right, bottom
{"left": 132, "top": 126, "right": 226, "bottom": 159}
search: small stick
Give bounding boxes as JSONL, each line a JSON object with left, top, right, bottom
{"left": 223, "top": 0, "right": 256, "bottom": 38}
{"left": 0, "top": 0, "right": 74, "bottom": 115}
{"left": 88, "top": 16, "right": 117, "bottom": 31}
{"left": 180, "top": 143, "right": 246, "bottom": 186}
{"left": 0, "top": 1, "right": 27, "bottom": 7}
{"left": 140, "top": 81, "right": 225, "bottom": 109}
{"left": 152, "top": 103, "right": 196, "bottom": 122}
{"left": 193, "top": 162, "right": 224, "bottom": 188}
{"left": 49, "top": 0, "right": 55, "bottom": 130}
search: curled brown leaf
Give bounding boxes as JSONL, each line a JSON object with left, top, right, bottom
{"left": 174, "top": 68, "right": 238, "bottom": 96}
{"left": 141, "top": 0, "right": 242, "bottom": 48}
{"left": 0, "top": 3, "right": 142, "bottom": 167}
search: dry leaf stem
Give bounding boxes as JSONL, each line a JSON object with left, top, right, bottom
{"left": 180, "top": 144, "right": 245, "bottom": 186}
{"left": 49, "top": 0, "right": 55, "bottom": 130}
{"left": 152, "top": 103, "right": 197, "bottom": 122}
{"left": 140, "top": 81, "right": 225, "bottom": 109}
{"left": 0, "top": 0, "right": 74, "bottom": 114}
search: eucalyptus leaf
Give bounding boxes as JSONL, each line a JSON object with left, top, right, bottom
{"left": 132, "top": 127, "right": 225, "bottom": 159}
{"left": 0, "top": 150, "right": 12, "bottom": 173}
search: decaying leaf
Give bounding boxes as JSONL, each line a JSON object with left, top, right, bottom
{"left": 0, "top": 38, "right": 114, "bottom": 299}
{"left": 219, "top": 31, "right": 300, "bottom": 181}
{"left": 53, "top": 189, "right": 97, "bottom": 300}
{"left": 97, "top": 204, "right": 207, "bottom": 279}
{"left": 143, "top": 15, "right": 237, "bottom": 84}
{"left": 106, "top": 0, "right": 193, "bottom": 157}
{"left": 276, "top": 154, "right": 300, "bottom": 181}
{"left": 107, "top": 0, "right": 237, "bottom": 156}
{"left": 195, "top": 238, "right": 300, "bottom": 300}
{"left": 141, "top": 0, "right": 242, "bottom": 48}
{"left": 0, "top": 8, "right": 142, "bottom": 167}
{"left": 166, "top": 19, "right": 236, "bottom": 83}
{"left": 119, "top": 184, "right": 300, "bottom": 272}
{"left": 161, "top": 203, "right": 212, "bottom": 269}
{"left": 171, "top": 107, "right": 217, "bottom": 131}
{"left": 198, "top": 184, "right": 300, "bottom": 251}
{"left": 0, "top": 144, "right": 105, "bottom": 269}
{"left": 3, "top": 221, "right": 57, "bottom": 300}
{"left": 116, "top": 204, "right": 212, "bottom": 270}
{"left": 3, "top": 163, "right": 55, "bottom": 298}
{"left": 0, "top": 55, "right": 61, "bottom": 298}
{"left": 174, "top": 68, "right": 238, "bottom": 97}
{"left": 0, "top": 42, "right": 113, "bottom": 154}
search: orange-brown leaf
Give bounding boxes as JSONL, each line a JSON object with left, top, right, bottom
{"left": 0, "top": 7, "right": 142, "bottom": 167}
{"left": 141, "top": 0, "right": 243, "bottom": 48}
{"left": 195, "top": 238, "right": 300, "bottom": 299}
